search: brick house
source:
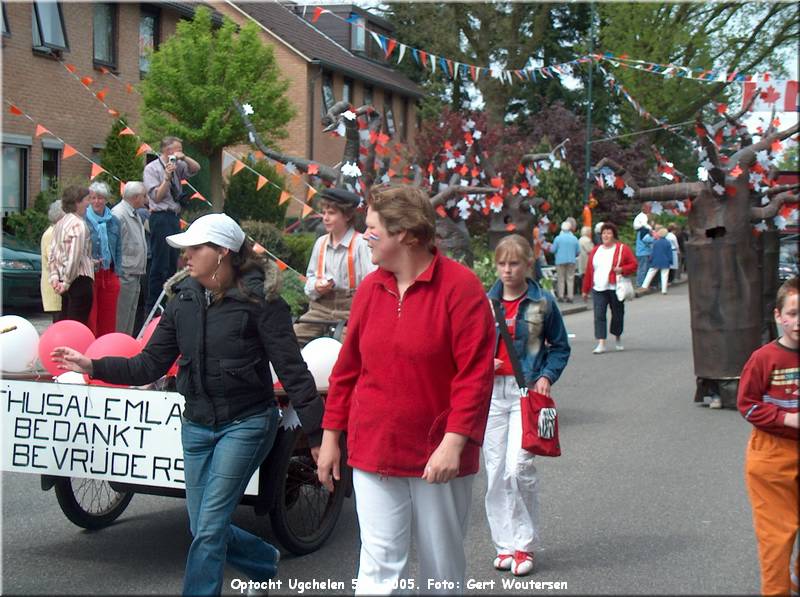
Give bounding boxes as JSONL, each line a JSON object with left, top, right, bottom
{"left": 1, "top": 1, "right": 424, "bottom": 216}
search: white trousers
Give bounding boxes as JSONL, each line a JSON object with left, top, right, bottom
{"left": 483, "top": 375, "right": 540, "bottom": 555}
{"left": 352, "top": 468, "right": 473, "bottom": 595}
{"left": 642, "top": 267, "right": 669, "bottom": 293}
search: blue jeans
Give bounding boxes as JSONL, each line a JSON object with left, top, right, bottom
{"left": 636, "top": 255, "right": 650, "bottom": 287}
{"left": 147, "top": 211, "right": 180, "bottom": 312}
{"left": 181, "top": 409, "right": 280, "bottom": 596}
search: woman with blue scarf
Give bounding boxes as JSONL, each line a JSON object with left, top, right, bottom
{"left": 86, "top": 182, "right": 123, "bottom": 336}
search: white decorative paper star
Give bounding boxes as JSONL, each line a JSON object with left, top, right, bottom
{"left": 712, "top": 183, "right": 725, "bottom": 195}
{"left": 343, "top": 110, "right": 356, "bottom": 121}
{"left": 341, "top": 162, "right": 362, "bottom": 177}
{"left": 623, "top": 186, "right": 635, "bottom": 198}
{"left": 697, "top": 167, "right": 709, "bottom": 182}
{"left": 650, "top": 202, "right": 664, "bottom": 215}
{"left": 242, "top": 103, "right": 254, "bottom": 115}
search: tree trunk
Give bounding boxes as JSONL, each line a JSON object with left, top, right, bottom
{"left": 209, "top": 149, "right": 223, "bottom": 212}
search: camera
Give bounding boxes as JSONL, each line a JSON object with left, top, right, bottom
{"left": 168, "top": 155, "right": 177, "bottom": 164}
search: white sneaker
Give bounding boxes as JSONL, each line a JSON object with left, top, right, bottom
{"left": 615, "top": 343, "right": 625, "bottom": 351}
{"left": 709, "top": 397, "right": 723, "bottom": 409}
{"left": 592, "top": 344, "right": 606, "bottom": 354}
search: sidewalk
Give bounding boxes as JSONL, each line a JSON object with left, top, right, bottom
{"left": 557, "top": 275, "right": 689, "bottom": 317}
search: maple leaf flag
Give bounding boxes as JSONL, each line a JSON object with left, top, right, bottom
{"left": 742, "top": 80, "right": 798, "bottom": 112}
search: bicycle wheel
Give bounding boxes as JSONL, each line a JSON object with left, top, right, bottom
{"left": 269, "top": 427, "right": 346, "bottom": 555}
{"left": 54, "top": 477, "right": 133, "bottom": 530}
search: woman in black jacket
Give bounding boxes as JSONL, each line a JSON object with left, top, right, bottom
{"left": 52, "top": 213, "right": 323, "bottom": 597}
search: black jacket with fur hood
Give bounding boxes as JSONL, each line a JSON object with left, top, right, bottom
{"left": 92, "top": 258, "right": 324, "bottom": 443}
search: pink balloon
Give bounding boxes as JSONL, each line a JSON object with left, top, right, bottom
{"left": 84, "top": 333, "right": 142, "bottom": 387}
{"left": 138, "top": 316, "right": 161, "bottom": 348}
{"left": 38, "top": 320, "right": 96, "bottom": 377}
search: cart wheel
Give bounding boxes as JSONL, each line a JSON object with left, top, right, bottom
{"left": 54, "top": 477, "right": 133, "bottom": 530}
{"left": 269, "top": 427, "right": 346, "bottom": 555}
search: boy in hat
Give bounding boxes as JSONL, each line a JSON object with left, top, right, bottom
{"left": 294, "top": 188, "right": 376, "bottom": 346}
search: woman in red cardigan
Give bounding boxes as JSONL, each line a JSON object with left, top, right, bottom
{"left": 317, "top": 185, "right": 495, "bottom": 595}
{"left": 581, "top": 222, "right": 637, "bottom": 354}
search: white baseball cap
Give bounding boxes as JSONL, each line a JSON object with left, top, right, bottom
{"left": 166, "top": 213, "right": 246, "bottom": 251}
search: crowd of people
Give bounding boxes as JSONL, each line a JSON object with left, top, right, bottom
{"left": 42, "top": 137, "right": 200, "bottom": 337}
{"left": 46, "top": 178, "right": 794, "bottom": 597}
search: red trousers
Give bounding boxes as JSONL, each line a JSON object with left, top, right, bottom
{"left": 744, "top": 428, "right": 800, "bottom": 596}
{"left": 88, "top": 268, "right": 120, "bottom": 337}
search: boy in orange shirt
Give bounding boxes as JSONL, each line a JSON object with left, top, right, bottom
{"left": 738, "top": 276, "right": 799, "bottom": 596}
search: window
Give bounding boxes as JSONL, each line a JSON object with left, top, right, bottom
{"left": 363, "top": 84, "right": 373, "bottom": 106}
{"left": 2, "top": 145, "right": 28, "bottom": 215}
{"left": 2, "top": 3, "right": 10, "bottom": 37}
{"left": 139, "top": 7, "right": 159, "bottom": 75}
{"left": 342, "top": 77, "right": 353, "bottom": 105}
{"left": 384, "top": 91, "right": 396, "bottom": 136}
{"left": 93, "top": 3, "right": 116, "bottom": 68}
{"left": 321, "top": 71, "right": 335, "bottom": 115}
{"left": 41, "top": 147, "right": 59, "bottom": 192}
{"left": 351, "top": 17, "right": 365, "bottom": 52}
{"left": 32, "top": 1, "right": 68, "bottom": 51}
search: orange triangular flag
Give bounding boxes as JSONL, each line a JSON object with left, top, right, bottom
{"left": 232, "top": 160, "right": 245, "bottom": 175}
{"left": 96, "top": 88, "right": 108, "bottom": 102}
{"left": 107, "top": 109, "right": 119, "bottom": 117}
{"left": 279, "top": 191, "right": 291, "bottom": 205}
{"left": 126, "top": 83, "right": 134, "bottom": 94}
{"left": 65, "top": 63, "right": 77, "bottom": 73}
{"left": 252, "top": 242, "right": 266, "bottom": 255}
{"left": 62, "top": 144, "right": 77, "bottom": 159}
{"left": 275, "top": 259, "right": 288, "bottom": 272}
{"left": 301, "top": 204, "right": 313, "bottom": 218}
{"left": 35, "top": 124, "right": 50, "bottom": 137}
{"left": 136, "top": 143, "right": 152, "bottom": 157}
{"left": 190, "top": 192, "right": 205, "bottom": 201}
{"left": 306, "top": 186, "right": 318, "bottom": 201}
{"left": 118, "top": 127, "right": 135, "bottom": 136}
{"left": 81, "top": 76, "right": 93, "bottom": 87}
{"left": 99, "top": 66, "right": 110, "bottom": 75}
{"left": 90, "top": 163, "right": 106, "bottom": 179}
{"left": 256, "top": 175, "right": 268, "bottom": 191}
{"left": 180, "top": 179, "right": 188, "bottom": 185}
{"left": 8, "top": 104, "right": 23, "bottom": 116}
{"left": 179, "top": 219, "right": 189, "bottom": 230}
{"left": 119, "top": 181, "right": 126, "bottom": 196}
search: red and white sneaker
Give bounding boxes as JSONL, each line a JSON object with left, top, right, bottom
{"left": 511, "top": 551, "right": 534, "bottom": 576}
{"left": 493, "top": 552, "right": 514, "bottom": 570}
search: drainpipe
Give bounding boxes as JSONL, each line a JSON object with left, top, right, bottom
{"left": 308, "top": 61, "right": 322, "bottom": 161}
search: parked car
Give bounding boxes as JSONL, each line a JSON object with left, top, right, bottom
{"left": 2, "top": 234, "right": 43, "bottom": 310}
{"left": 778, "top": 233, "right": 799, "bottom": 282}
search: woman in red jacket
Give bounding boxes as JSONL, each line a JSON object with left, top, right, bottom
{"left": 317, "top": 185, "right": 495, "bottom": 595}
{"left": 581, "top": 222, "right": 637, "bottom": 354}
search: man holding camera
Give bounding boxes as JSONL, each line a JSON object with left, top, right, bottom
{"left": 143, "top": 136, "right": 201, "bottom": 312}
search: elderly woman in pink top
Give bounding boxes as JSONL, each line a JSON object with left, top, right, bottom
{"left": 48, "top": 186, "right": 94, "bottom": 325}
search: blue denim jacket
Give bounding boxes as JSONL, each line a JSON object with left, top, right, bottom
{"left": 488, "top": 279, "right": 571, "bottom": 385}
{"left": 87, "top": 211, "right": 123, "bottom": 271}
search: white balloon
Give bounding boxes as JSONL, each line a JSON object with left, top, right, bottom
{"left": 0, "top": 315, "right": 40, "bottom": 372}
{"left": 300, "top": 337, "right": 342, "bottom": 390}
{"left": 55, "top": 371, "right": 87, "bottom": 384}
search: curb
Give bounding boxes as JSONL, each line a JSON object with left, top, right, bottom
{"left": 558, "top": 276, "right": 689, "bottom": 317}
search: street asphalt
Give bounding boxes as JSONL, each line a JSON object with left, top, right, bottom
{"left": 1, "top": 280, "right": 762, "bottom": 595}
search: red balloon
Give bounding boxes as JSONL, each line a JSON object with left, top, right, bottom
{"left": 138, "top": 316, "right": 161, "bottom": 348}
{"left": 38, "top": 320, "right": 96, "bottom": 377}
{"left": 84, "top": 333, "right": 142, "bottom": 387}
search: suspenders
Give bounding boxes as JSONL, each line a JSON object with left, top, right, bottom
{"left": 316, "top": 233, "right": 360, "bottom": 291}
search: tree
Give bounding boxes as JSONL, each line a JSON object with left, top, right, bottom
{"left": 98, "top": 117, "right": 145, "bottom": 203}
{"left": 140, "top": 7, "right": 294, "bottom": 209}
{"left": 224, "top": 158, "right": 287, "bottom": 226}
{"left": 593, "top": 96, "right": 799, "bottom": 408}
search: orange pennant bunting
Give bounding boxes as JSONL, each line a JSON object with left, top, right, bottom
{"left": 119, "top": 181, "right": 126, "bottom": 196}
{"left": 190, "top": 192, "right": 205, "bottom": 201}
{"left": 65, "top": 64, "right": 77, "bottom": 73}
{"left": 9, "top": 104, "right": 23, "bottom": 116}
{"left": 35, "top": 124, "right": 50, "bottom": 137}
{"left": 90, "top": 163, "right": 106, "bottom": 180}
{"left": 108, "top": 109, "right": 120, "bottom": 118}
{"left": 279, "top": 191, "right": 291, "bottom": 205}
{"left": 136, "top": 143, "right": 152, "bottom": 157}
{"left": 179, "top": 219, "right": 189, "bottom": 230}
{"left": 275, "top": 259, "right": 289, "bottom": 272}
{"left": 306, "top": 186, "right": 318, "bottom": 201}
{"left": 81, "top": 76, "right": 94, "bottom": 87}
{"left": 62, "top": 144, "right": 77, "bottom": 159}
{"left": 99, "top": 66, "right": 110, "bottom": 75}
{"left": 181, "top": 179, "right": 188, "bottom": 185}
{"left": 256, "top": 175, "right": 268, "bottom": 191}
{"left": 118, "top": 127, "right": 135, "bottom": 136}
{"left": 125, "top": 83, "right": 134, "bottom": 94}
{"left": 301, "top": 204, "right": 313, "bottom": 218}
{"left": 252, "top": 242, "right": 267, "bottom": 255}
{"left": 96, "top": 88, "right": 109, "bottom": 102}
{"left": 232, "top": 160, "right": 246, "bottom": 175}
